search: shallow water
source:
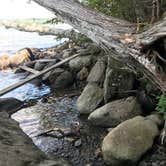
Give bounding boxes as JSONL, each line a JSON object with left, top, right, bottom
{"left": 0, "top": 69, "right": 50, "bottom": 100}
{"left": 12, "top": 94, "right": 107, "bottom": 166}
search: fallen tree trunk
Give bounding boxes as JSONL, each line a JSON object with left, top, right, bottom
{"left": 33, "top": 0, "right": 166, "bottom": 92}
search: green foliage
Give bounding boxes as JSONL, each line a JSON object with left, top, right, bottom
{"left": 84, "top": 0, "right": 166, "bottom": 22}
{"left": 84, "top": 0, "right": 138, "bottom": 22}
{"left": 156, "top": 94, "right": 166, "bottom": 120}
{"left": 84, "top": 0, "right": 112, "bottom": 16}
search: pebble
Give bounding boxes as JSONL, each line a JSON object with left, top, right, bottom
{"left": 74, "top": 138, "right": 82, "bottom": 147}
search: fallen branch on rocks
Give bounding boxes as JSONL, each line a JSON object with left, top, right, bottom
{"left": 34, "top": 127, "right": 79, "bottom": 138}
{"left": 0, "top": 53, "right": 80, "bottom": 96}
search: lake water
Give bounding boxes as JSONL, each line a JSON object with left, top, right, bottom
{"left": 0, "top": 25, "right": 67, "bottom": 100}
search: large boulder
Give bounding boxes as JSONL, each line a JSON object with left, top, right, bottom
{"left": 50, "top": 71, "right": 74, "bottom": 89}
{"left": 102, "top": 114, "right": 163, "bottom": 166}
{"left": 104, "top": 56, "right": 135, "bottom": 103}
{"left": 87, "top": 57, "right": 106, "bottom": 85}
{"left": 76, "top": 83, "right": 103, "bottom": 114}
{"left": 69, "top": 55, "right": 92, "bottom": 71}
{"left": 0, "top": 112, "right": 70, "bottom": 166}
{"left": 0, "top": 97, "right": 24, "bottom": 115}
{"left": 88, "top": 96, "right": 142, "bottom": 127}
{"left": 9, "top": 48, "right": 33, "bottom": 67}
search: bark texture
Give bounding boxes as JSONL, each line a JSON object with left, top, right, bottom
{"left": 33, "top": 0, "right": 166, "bottom": 92}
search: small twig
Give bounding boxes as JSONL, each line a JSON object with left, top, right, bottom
{"left": 34, "top": 127, "right": 64, "bottom": 137}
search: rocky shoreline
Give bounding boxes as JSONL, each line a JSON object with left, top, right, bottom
{"left": 0, "top": 35, "right": 166, "bottom": 165}
{"left": 0, "top": 20, "right": 68, "bottom": 36}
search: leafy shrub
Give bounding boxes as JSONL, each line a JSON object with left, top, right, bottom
{"left": 156, "top": 94, "right": 166, "bottom": 120}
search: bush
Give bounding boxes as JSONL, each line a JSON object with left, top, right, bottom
{"left": 156, "top": 94, "right": 166, "bottom": 120}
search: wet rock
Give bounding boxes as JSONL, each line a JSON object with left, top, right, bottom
{"left": 34, "top": 62, "right": 46, "bottom": 71}
{"left": 51, "top": 71, "right": 74, "bottom": 89}
{"left": 77, "top": 67, "right": 89, "bottom": 81}
{"left": 0, "top": 112, "right": 71, "bottom": 166}
{"left": 0, "top": 97, "right": 24, "bottom": 115}
{"left": 69, "top": 55, "right": 92, "bottom": 71}
{"left": 102, "top": 114, "right": 163, "bottom": 166}
{"left": 104, "top": 57, "right": 135, "bottom": 103}
{"left": 87, "top": 57, "right": 106, "bottom": 85}
{"left": 88, "top": 96, "right": 142, "bottom": 127}
{"left": 76, "top": 83, "right": 103, "bottom": 114}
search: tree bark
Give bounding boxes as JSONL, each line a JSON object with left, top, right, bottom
{"left": 33, "top": 0, "right": 166, "bottom": 92}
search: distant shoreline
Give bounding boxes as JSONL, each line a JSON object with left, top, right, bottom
{"left": 0, "top": 19, "right": 69, "bottom": 36}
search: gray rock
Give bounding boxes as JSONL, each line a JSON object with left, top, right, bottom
{"left": 34, "top": 62, "right": 46, "bottom": 71}
{"left": 88, "top": 96, "right": 142, "bottom": 127}
{"left": 0, "top": 97, "right": 24, "bottom": 115}
{"left": 102, "top": 115, "right": 162, "bottom": 165}
{"left": 87, "top": 57, "right": 106, "bottom": 85}
{"left": 69, "top": 55, "right": 92, "bottom": 71}
{"left": 0, "top": 112, "right": 70, "bottom": 166}
{"left": 74, "top": 138, "right": 82, "bottom": 147}
{"left": 104, "top": 57, "right": 135, "bottom": 103}
{"left": 42, "top": 68, "right": 64, "bottom": 81}
{"left": 76, "top": 83, "right": 103, "bottom": 114}
{"left": 77, "top": 67, "right": 89, "bottom": 81}
{"left": 51, "top": 71, "right": 74, "bottom": 89}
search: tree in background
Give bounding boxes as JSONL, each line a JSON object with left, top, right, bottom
{"left": 84, "top": 0, "right": 166, "bottom": 23}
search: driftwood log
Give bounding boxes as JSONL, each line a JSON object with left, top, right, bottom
{"left": 33, "top": 0, "right": 166, "bottom": 93}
